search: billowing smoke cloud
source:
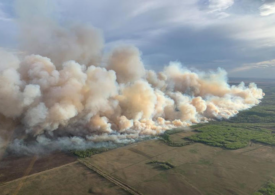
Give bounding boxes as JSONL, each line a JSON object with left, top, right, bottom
{"left": 15, "top": 0, "right": 104, "bottom": 67}
{"left": 19, "top": 22, "right": 104, "bottom": 67}
{"left": 0, "top": 2, "right": 264, "bottom": 155}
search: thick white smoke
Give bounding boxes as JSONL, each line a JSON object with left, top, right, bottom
{"left": 0, "top": 48, "right": 264, "bottom": 154}
{"left": 0, "top": 3, "right": 264, "bottom": 154}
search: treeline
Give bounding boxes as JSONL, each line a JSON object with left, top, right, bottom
{"left": 72, "top": 148, "right": 109, "bottom": 158}
{"left": 159, "top": 133, "right": 193, "bottom": 147}
{"left": 254, "top": 182, "right": 275, "bottom": 195}
{"left": 229, "top": 109, "right": 275, "bottom": 123}
{"left": 146, "top": 161, "right": 174, "bottom": 170}
{"left": 186, "top": 124, "right": 275, "bottom": 150}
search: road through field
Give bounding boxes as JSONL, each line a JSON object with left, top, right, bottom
{"left": 79, "top": 158, "right": 143, "bottom": 195}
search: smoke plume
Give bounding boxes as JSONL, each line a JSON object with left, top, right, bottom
{"left": 0, "top": 3, "right": 264, "bottom": 155}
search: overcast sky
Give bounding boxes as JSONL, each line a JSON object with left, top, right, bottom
{"left": 0, "top": 0, "right": 275, "bottom": 78}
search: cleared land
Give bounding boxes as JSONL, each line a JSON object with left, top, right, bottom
{"left": 79, "top": 158, "right": 142, "bottom": 195}
{"left": 0, "top": 162, "right": 129, "bottom": 195}
{"left": 0, "top": 152, "right": 77, "bottom": 183}
{"left": 78, "top": 137, "right": 275, "bottom": 195}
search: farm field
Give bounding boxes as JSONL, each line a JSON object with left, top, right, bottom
{"left": 0, "top": 152, "right": 77, "bottom": 183}
{"left": 0, "top": 161, "right": 129, "bottom": 195}
{"left": 79, "top": 137, "right": 275, "bottom": 195}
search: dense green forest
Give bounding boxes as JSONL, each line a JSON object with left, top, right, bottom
{"left": 186, "top": 123, "right": 275, "bottom": 149}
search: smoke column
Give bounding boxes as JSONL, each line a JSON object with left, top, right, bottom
{"left": 0, "top": 1, "right": 264, "bottom": 155}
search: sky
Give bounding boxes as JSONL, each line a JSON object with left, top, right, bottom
{"left": 0, "top": 0, "right": 275, "bottom": 78}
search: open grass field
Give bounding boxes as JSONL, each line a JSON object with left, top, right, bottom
{"left": 79, "top": 137, "right": 275, "bottom": 195}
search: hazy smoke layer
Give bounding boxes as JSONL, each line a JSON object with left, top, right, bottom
{"left": 0, "top": 15, "right": 264, "bottom": 155}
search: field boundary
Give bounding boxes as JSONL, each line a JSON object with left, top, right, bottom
{"left": 78, "top": 158, "right": 143, "bottom": 195}
{"left": 0, "top": 161, "right": 78, "bottom": 187}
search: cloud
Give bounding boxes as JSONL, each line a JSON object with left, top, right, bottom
{"left": 251, "top": 59, "right": 275, "bottom": 68}
{"left": 260, "top": 1, "right": 275, "bottom": 16}
{"left": 138, "top": 18, "right": 275, "bottom": 75}
{"left": 208, "top": 0, "right": 234, "bottom": 12}
{"left": 228, "top": 16, "right": 275, "bottom": 49}
{"left": 130, "top": 1, "right": 163, "bottom": 17}
{"left": 197, "top": 0, "right": 234, "bottom": 18}
{"left": 231, "top": 59, "right": 275, "bottom": 72}
{"left": 0, "top": 2, "right": 12, "bottom": 21}
{"left": 1, "top": 0, "right": 275, "bottom": 79}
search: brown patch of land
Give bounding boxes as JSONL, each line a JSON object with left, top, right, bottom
{"left": 0, "top": 152, "right": 77, "bottom": 183}
{"left": 0, "top": 162, "right": 129, "bottom": 195}
{"left": 79, "top": 158, "right": 141, "bottom": 195}
{"left": 82, "top": 133, "right": 275, "bottom": 195}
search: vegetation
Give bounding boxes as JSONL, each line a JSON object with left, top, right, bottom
{"left": 189, "top": 148, "right": 198, "bottom": 154}
{"left": 198, "top": 158, "right": 212, "bottom": 166}
{"left": 146, "top": 161, "right": 175, "bottom": 170}
{"left": 88, "top": 188, "right": 93, "bottom": 194}
{"left": 186, "top": 124, "right": 275, "bottom": 149}
{"left": 160, "top": 132, "right": 193, "bottom": 147}
{"left": 254, "top": 182, "right": 275, "bottom": 195}
{"left": 163, "top": 128, "right": 185, "bottom": 135}
{"left": 72, "top": 148, "right": 109, "bottom": 158}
